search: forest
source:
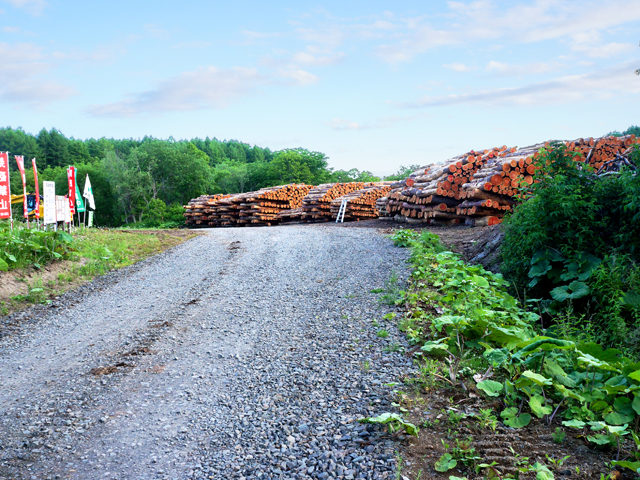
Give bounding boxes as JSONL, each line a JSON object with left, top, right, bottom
{"left": 0, "top": 127, "right": 416, "bottom": 227}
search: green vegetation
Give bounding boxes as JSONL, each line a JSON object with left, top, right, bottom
{"left": 1, "top": 127, "right": 380, "bottom": 227}
{"left": 501, "top": 142, "right": 640, "bottom": 356}
{"left": 391, "top": 229, "right": 640, "bottom": 476}
{"left": 0, "top": 222, "right": 74, "bottom": 271}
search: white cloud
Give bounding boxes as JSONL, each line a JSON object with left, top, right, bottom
{"left": 86, "top": 66, "right": 268, "bottom": 117}
{"left": 2, "top": 0, "right": 46, "bottom": 15}
{"left": 279, "top": 69, "right": 318, "bottom": 85}
{"left": 443, "top": 63, "right": 474, "bottom": 72}
{"left": 0, "top": 42, "right": 75, "bottom": 106}
{"left": 404, "top": 62, "right": 640, "bottom": 108}
{"left": 486, "top": 60, "right": 562, "bottom": 76}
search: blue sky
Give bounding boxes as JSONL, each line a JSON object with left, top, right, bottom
{"left": 1, "top": 0, "right": 639, "bottom": 175}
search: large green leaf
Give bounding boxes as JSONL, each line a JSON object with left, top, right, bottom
{"left": 0, "top": 257, "right": 8, "bottom": 272}
{"left": 550, "top": 281, "right": 590, "bottom": 302}
{"left": 521, "top": 370, "right": 552, "bottom": 386}
{"left": 501, "top": 407, "right": 532, "bottom": 428}
{"left": 435, "top": 453, "right": 457, "bottom": 472}
{"left": 529, "top": 395, "right": 553, "bottom": 418}
{"left": 562, "top": 419, "right": 586, "bottom": 428}
{"left": 476, "top": 380, "right": 503, "bottom": 397}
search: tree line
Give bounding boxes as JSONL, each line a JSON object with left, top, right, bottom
{"left": 0, "top": 127, "right": 413, "bottom": 227}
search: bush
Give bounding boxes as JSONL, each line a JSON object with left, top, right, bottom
{"left": 0, "top": 221, "right": 74, "bottom": 270}
{"left": 501, "top": 143, "right": 640, "bottom": 354}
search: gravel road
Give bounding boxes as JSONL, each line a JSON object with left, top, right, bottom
{"left": 0, "top": 225, "right": 413, "bottom": 480}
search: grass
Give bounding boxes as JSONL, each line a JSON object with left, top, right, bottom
{"left": 1, "top": 228, "right": 197, "bottom": 315}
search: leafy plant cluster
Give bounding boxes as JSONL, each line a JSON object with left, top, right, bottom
{"left": 0, "top": 222, "right": 74, "bottom": 271}
{"left": 393, "top": 229, "right": 640, "bottom": 476}
{"left": 501, "top": 142, "right": 640, "bottom": 355}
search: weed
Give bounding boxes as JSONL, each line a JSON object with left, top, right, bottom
{"left": 545, "top": 454, "right": 570, "bottom": 469}
{"left": 378, "top": 270, "right": 404, "bottom": 306}
{"left": 552, "top": 427, "right": 566, "bottom": 444}
{"left": 377, "top": 329, "right": 389, "bottom": 338}
{"left": 362, "top": 360, "right": 371, "bottom": 372}
{"left": 372, "top": 319, "right": 380, "bottom": 327}
{"left": 341, "top": 314, "right": 348, "bottom": 320}
{"left": 383, "top": 343, "right": 403, "bottom": 353}
{"left": 448, "top": 410, "right": 467, "bottom": 425}
{"left": 476, "top": 408, "right": 498, "bottom": 431}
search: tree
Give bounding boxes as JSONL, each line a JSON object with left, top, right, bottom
{"left": 331, "top": 168, "right": 380, "bottom": 183}
{"left": 385, "top": 164, "right": 420, "bottom": 181}
{"left": 268, "top": 148, "right": 331, "bottom": 185}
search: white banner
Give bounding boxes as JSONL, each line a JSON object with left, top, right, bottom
{"left": 43, "top": 181, "right": 56, "bottom": 224}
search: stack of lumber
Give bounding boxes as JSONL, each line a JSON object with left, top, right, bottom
{"left": 199, "top": 184, "right": 312, "bottom": 227}
{"left": 330, "top": 183, "right": 393, "bottom": 221}
{"left": 184, "top": 194, "right": 232, "bottom": 226}
{"left": 300, "top": 182, "right": 375, "bottom": 222}
{"left": 382, "top": 134, "right": 640, "bottom": 227}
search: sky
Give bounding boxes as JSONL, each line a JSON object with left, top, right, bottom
{"left": 1, "top": 0, "right": 639, "bottom": 176}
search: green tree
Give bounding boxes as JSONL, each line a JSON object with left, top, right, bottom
{"left": 331, "top": 168, "right": 380, "bottom": 183}
{"left": 268, "top": 148, "right": 331, "bottom": 185}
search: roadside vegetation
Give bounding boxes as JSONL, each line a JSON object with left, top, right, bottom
{"left": 368, "top": 143, "right": 640, "bottom": 479}
{"left": 0, "top": 222, "right": 197, "bottom": 316}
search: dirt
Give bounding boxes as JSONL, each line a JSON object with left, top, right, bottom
{"left": 398, "top": 386, "right": 615, "bottom": 479}
{"left": 0, "top": 258, "right": 87, "bottom": 302}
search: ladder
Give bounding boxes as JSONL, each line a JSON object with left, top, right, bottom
{"left": 336, "top": 199, "right": 348, "bottom": 223}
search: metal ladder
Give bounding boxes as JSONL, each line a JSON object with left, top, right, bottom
{"left": 336, "top": 199, "right": 348, "bottom": 223}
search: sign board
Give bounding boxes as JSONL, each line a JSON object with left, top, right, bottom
{"left": 67, "top": 167, "right": 76, "bottom": 215}
{"left": 55, "top": 195, "right": 67, "bottom": 223}
{"left": 0, "top": 152, "right": 10, "bottom": 219}
{"left": 88, "top": 211, "right": 94, "bottom": 227}
{"left": 43, "top": 181, "right": 56, "bottom": 224}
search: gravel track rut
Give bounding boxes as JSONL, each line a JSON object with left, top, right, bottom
{"left": 0, "top": 225, "right": 411, "bottom": 480}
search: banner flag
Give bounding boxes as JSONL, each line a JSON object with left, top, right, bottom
{"left": 32, "top": 158, "right": 40, "bottom": 219}
{"left": 44, "top": 181, "right": 56, "bottom": 224}
{"left": 0, "top": 152, "right": 10, "bottom": 220}
{"left": 83, "top": 174, "right": 95, "bottom": 210}
{"left": 75, "top": 179, "right": 85, "bottom": 213}
{"left": 15, "top": 156, "right": 28, "bottom": 218}
{"left": 67, "top": 166, "right": 76, "bottom": 215}
{"left": 88, "top": 210, "right": 94, "bottom": 227}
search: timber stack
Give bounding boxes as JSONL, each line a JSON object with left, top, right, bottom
{"left": 330, "top": 183, "right": 393, "bottom": 221}
{"left": 203, "top": 184, "right": 312, "bottom": 227}
{"left": 300, "top": 182, "right": 374, "bottom": 222}
{"left": 380, "top": 134, "right": 640, "bottom": 227}
{"left": 184, "top": 194, "right": 232, "bottom": 226}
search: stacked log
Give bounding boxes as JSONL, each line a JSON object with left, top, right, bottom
{"left": 382, "top": 134, "right": 640, "bottom": 226}
{"left": 184, "top": 194, "right": 232, "bottom": 226}
{"left": 300, "top": 182, "right": 374, "bottom": 222}
{"left": 385, "top": 146, "right": 515, "bottom": 226}
{"left": 202, "top": 184, "right": 312, "bottom": 227}
{"left": 330, "top": 183, "right": 393, "bottom": 221}
{"left": 565, "top": 134, "right": 637, "bottom": 170}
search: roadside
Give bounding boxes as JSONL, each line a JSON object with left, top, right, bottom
{"left": 0, "top": 229, "right": 198, "bottom": 319}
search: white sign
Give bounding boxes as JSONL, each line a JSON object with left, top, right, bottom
{"left": 55, "top": 195, "right": 66, "bottom": 223}
{"left": 43, "top": 181, "right": 56, "bottom": 224}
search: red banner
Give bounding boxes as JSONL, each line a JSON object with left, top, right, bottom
{"left": 0, "top": 152, "right": 10, "bottom": 219}
{"left": 32, "top": 158, "right": 40, "bottom": 219}
{"left": 15, "top": 156, "right": 28, "bottom": 218}
{"left": 67, "top": 166, "right": 76, "bottom": 215}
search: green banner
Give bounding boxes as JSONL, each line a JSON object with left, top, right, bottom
{"left": 75, "top": 179, "right": 85, "bottom": 213}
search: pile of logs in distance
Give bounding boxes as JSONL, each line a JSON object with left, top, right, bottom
{"left": 378, "top": 134, "right": 639, "bottom": 227}
{"left": 184, "top": 182, "right": 393, "bottom": 227}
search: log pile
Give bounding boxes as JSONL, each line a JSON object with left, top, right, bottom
{"left": 195, "top": 184, "right": 312, "bottom": 227}
{"left": 184, "top": 194, "right": 232, "bottom": 226}
{"left": 300, "top": 182, "right": 375, "bottom": 222}
{"left": 330, "top": 183, "right": 393, "bottom": 221}
{"left": 381, "top": 134, "right": 640, "bottom": 227}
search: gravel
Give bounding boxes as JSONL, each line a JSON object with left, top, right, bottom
{"left": 0, "top": 224, "right": 413, "bottom": 480}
